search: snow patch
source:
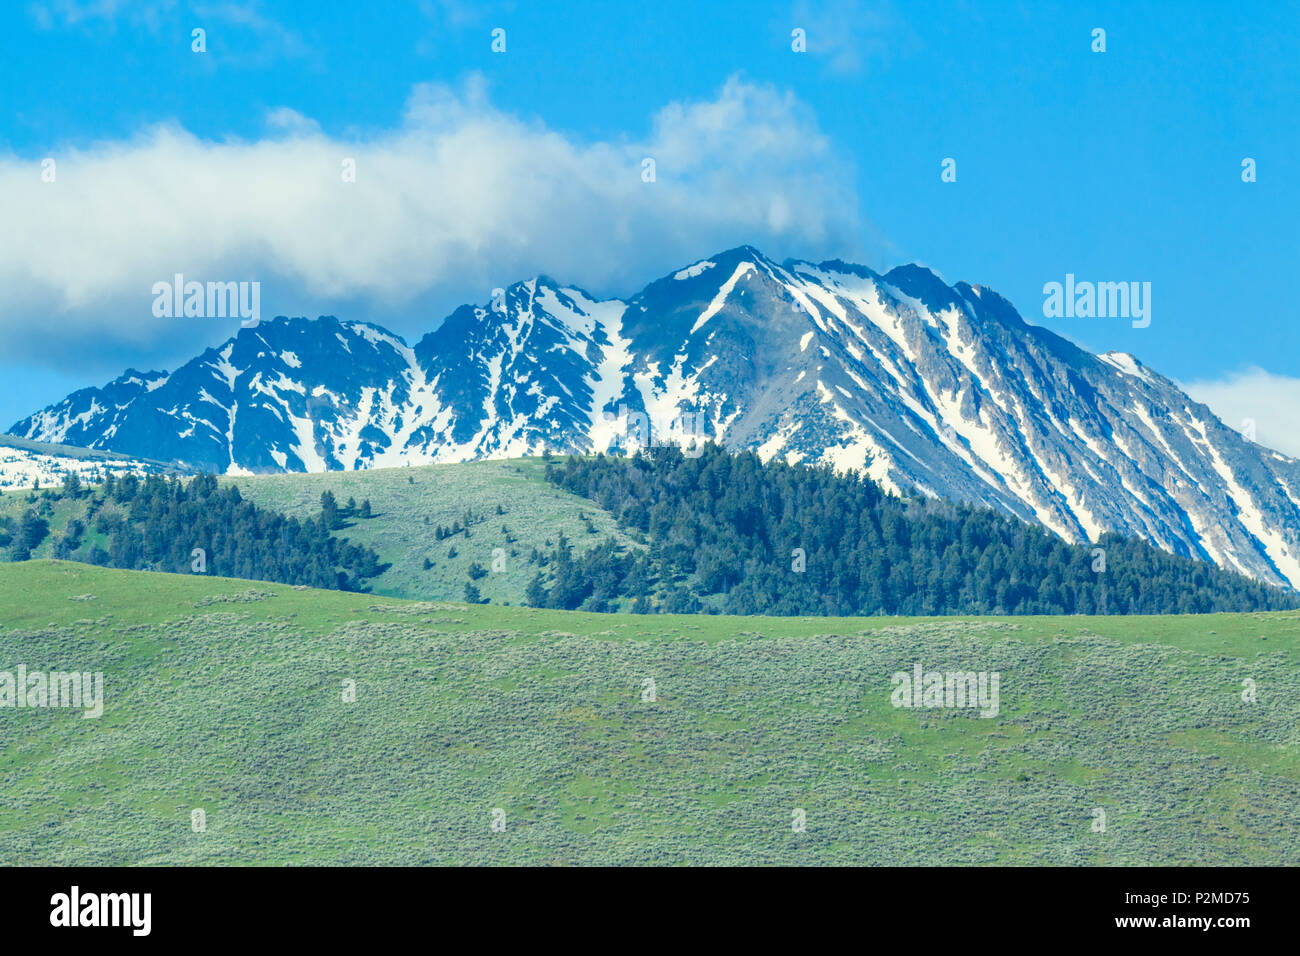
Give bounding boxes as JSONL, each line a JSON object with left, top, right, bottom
{"left": 689, "top": 262, "right": 754, "bottom": 335}
{"left": 674, "top": 260, "right": 716, "bottom": 281}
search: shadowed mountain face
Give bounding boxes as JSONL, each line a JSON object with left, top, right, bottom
{"left": 11, "top": 245, "right": 1300, "bottom": 589}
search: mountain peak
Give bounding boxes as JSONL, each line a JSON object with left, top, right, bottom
{"left": 882, "top": 263, "right": 962, "bottom": 313}
{"left": 11, "top": 249, "right": 1300, "bottom": 591}
{"left": 708, "top": 244, "right": 773, "bottom": 268}
{"left": 229, "top": 314, "right": 408, "bottom": 347}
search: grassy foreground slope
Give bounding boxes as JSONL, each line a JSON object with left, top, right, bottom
{"left": 1, "top": 560, "right": 1296, "bottom": 865}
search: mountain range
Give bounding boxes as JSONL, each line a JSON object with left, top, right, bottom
{"left": 10, "top": 245, "right": 1300, "bottom": 590}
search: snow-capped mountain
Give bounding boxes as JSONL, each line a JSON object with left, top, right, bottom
{"left": 11, "top": 246, "right": 1300, "bottom": 589}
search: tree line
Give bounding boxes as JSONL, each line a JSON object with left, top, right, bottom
{"left": 527, "top": 444, "right": 1300, "bottom": 616}
{"left": 0, "top": 473, "right": 385, "bottom": 591}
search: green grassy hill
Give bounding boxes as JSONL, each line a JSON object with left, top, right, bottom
{"left": 0, "top": 458, "right": 633, "bottom": 604}
{"left": 7, "top": 454, "right": 1294, "bottom": 617}
{"left": 1, "top": 560, "right": 1295, "bottom": 865}
{"left": 223, "top": 458, "right": 635, "bottom": 604}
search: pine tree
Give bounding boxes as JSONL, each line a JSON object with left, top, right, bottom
{"left": 321, "top": 491, "right": 340, "bottom": 530}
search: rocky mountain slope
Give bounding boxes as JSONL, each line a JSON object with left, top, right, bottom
{"left": 11, "top": 246, "right": 1300, "bottom": 589}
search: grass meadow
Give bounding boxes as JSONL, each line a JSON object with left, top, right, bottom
{"left": 1, "top": 560, "right": 1295, "bottom": 865}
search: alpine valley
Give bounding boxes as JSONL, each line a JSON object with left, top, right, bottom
{"left": 11, "top": 246, "right": 1300, "bottom": 590}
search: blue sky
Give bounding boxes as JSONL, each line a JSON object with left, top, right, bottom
{"left": 2, "top": 0, "right": 1297, "bottom": 448}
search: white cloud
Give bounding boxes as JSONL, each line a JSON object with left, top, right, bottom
{"left": 263, "top": 107, "right": 321, "bottom": 136}
{"left": 0, "top": 74, "right": 861, "bottom": 358}
{"left": 191, "top": 1, "right": 312, "bottom": 64}
{"left": 1182, "top": 367, "right": 1300, "bottom": 459}
{"left": 789, "top": 0, "right": 914, "bottom": 74}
